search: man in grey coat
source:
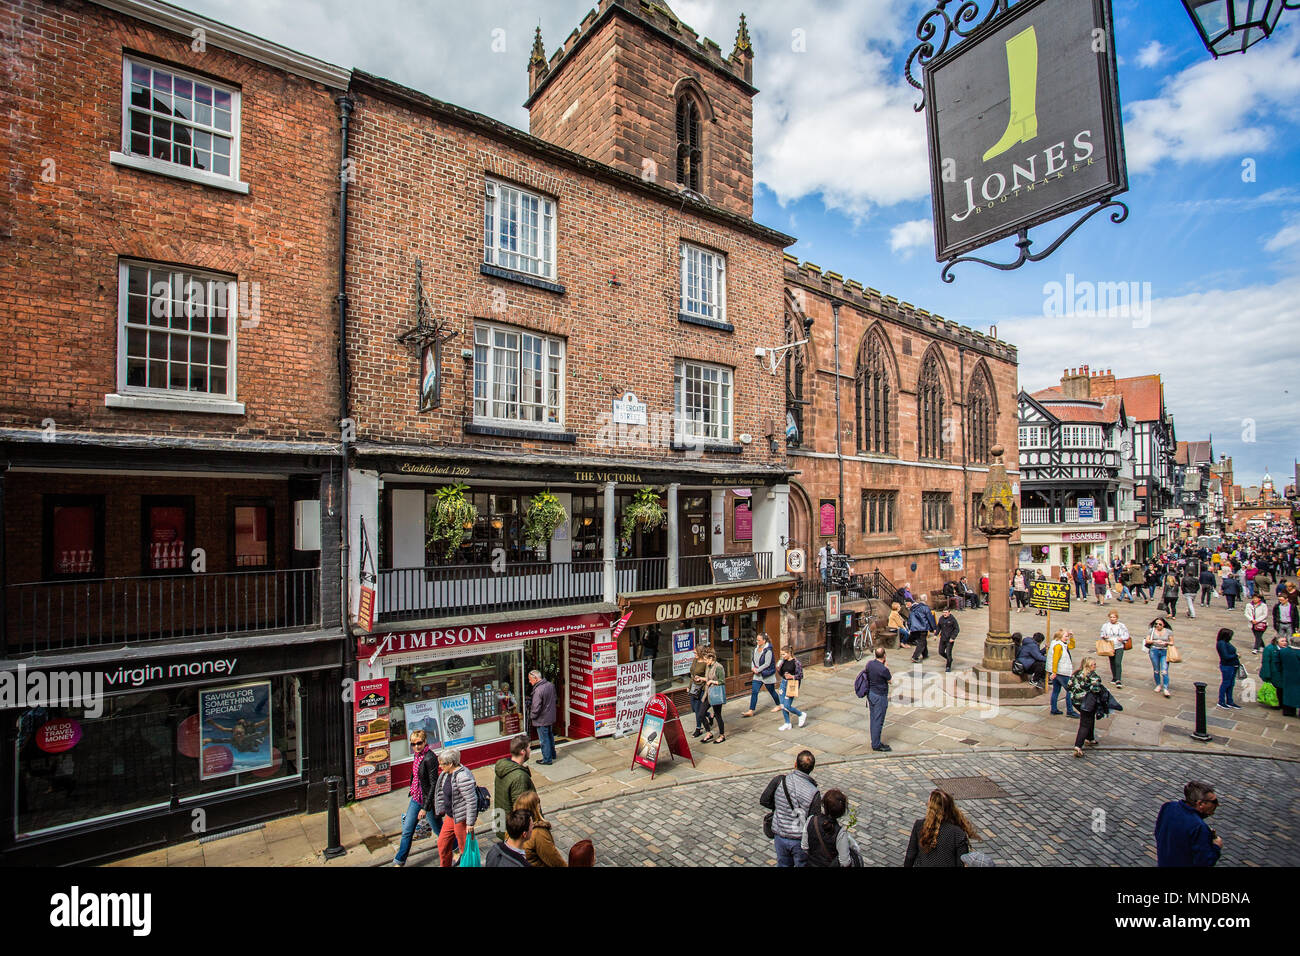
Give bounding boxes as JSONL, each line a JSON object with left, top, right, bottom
{"left": 528, "top": 670, "right": 558, "bottom": 765}
{"left": 759, "top": 750, "right": 822, "bottom": 867}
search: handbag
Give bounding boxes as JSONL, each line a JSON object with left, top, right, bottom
{"left": 708, "top": 682, "right": 725, "bottom": 706}
{"left": 1122, "top": 636, "right": 1133, "bottom": 651}
{"left": 458, "top": 832, "right": 481, "bottom": 868}
{"left": 785, "top": 678, "right": 801, "bottom": 699}
{"left": 1166, "top": 644, "right": 1182, "bottom": 663}
{"left": 1236, "top": 663, "right": 1248, "bottom": 680}
{"left": 1095, "top": 639, "right": 1114, "bottom": 657}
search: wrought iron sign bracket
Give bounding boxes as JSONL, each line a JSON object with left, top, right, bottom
{"left": 906, "top": 0, "right": 1013, "bottom": 112}
{"left": 941, "top": 198, "right": 1129, "bottom": 283}
{"left": 396, "top": 258, "right": 459, "bottom": 410}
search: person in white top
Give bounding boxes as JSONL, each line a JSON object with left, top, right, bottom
{"left": 1099, "top": 610, "right": 1131, "bottom": 688}
{"left": 1244, "top": 594, "right": 1270, "bottom": 654}
{"left": 1047, "top": 629, "right": 1077, "bottom": 717}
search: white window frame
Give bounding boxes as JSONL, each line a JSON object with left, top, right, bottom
{"left": 679, "top": 242, "right": 727, "bottom": 324}
{"left": 472, "top": 321, "right": 565, "bottom": 429}
{"left": 1018, "top": 425, "right": 1048, "bottom": 448}
{"left": 483, "top": 179, "right": 557, "bottom": 280}
{"left": 110, "top": 57, "right": 247, "bottom": 194}
{"left": 674, "top": 359, "right": 733, "bottom": 444}
{"left": 109, "top": 260, "right": 243, "bottom": 414}
{"left": 1062, "top": 425, "right": 1102, "bottom": 448}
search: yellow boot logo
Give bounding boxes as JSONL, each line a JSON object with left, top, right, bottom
{"left": 983, "top": 25, "right": 1039, "bottom": 162}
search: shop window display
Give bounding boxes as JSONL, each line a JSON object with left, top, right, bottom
{"left": 14, "top": 676, "right": 301, "bottom": 838}
{"left": 385, "top": 650, "right": 524, "bottom": 763}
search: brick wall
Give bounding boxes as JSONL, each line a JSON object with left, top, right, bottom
{"left": 345, "top": 82, "right": 786, "bottom": 470}
{"left": 784, "top": 259, "right": 1021, "bottom": 597}
{"left": 0, "top": 0, "right": 341, "bottom": 442}
{"left": 527, "top": 2, "right": 755, "bottom": 217}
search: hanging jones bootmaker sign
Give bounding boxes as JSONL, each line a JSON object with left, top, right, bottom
{"left": 924, "top": 0, "right": 1127, "bottom": 261}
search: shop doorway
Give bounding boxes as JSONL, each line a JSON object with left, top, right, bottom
{"left": 680, "top": 494, "right": 711, "bottom": 587}
{"left": 523, "top": 636, "right": 565, "bottom": 743}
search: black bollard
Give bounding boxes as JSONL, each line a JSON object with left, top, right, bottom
{"left": 1190, "top": 682, "right": 1212, "bottom": 742}
{"left": 323, "top": 775, "right": 346, "bottom": 859}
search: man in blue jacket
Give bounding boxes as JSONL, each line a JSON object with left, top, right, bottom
{"left": 1155, "top": 781, "right": 1222, "bottom": 867}
{"left": 907, "top": 596, "right": 937, "bottom": 663}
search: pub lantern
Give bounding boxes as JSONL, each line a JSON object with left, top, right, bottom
{"left": 1183, "top": 0, "right": 1300, "bottom": 57}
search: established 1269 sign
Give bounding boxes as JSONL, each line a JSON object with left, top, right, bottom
{"left": 924, "top": 0, "right": 1127, "bottom": 262}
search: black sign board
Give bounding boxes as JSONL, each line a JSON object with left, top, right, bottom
{"left": 1030, "top": 580, "right": 1071, "bottom": 612}
{"left": 924, "top": 0, "right": 1127, "bottom": 261}
{"left": 710, "top": 554, "right": 761, "bottom": 584}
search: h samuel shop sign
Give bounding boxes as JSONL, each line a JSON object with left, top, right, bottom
{"left": 924, "top": 0, "right": 1127, "bottom": 261}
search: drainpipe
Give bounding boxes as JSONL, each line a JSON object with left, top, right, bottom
{"left": 336, "top": 93, "right": 355, "bottom": 798}
{"left": 833, "top": 303, "right": 845, "bottom": 555}
{"left": 959, "top": 347, "right": 968, "bottom": 563}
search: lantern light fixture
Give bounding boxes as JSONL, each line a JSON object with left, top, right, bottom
{"left": 1183, "top": 0, "right": 1300, "bottom": 57}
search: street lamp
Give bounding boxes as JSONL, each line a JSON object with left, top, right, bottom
{"left": 1183, "top": 0, "right": 1300, "bottom": 57}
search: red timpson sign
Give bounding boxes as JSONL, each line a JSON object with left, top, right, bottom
{"left": 360, "top": 612, "right": 613, "bottom": 659}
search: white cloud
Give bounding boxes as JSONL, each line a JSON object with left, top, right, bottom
{"left": 1135, "top": 40, "right": 1166, "bottom": 69}
{"left": 1265, "top": 213, "right": 1300, "bottom": 252}
{"left": 1124, "top": 30, "right": 1300, "bottom": 174}
{"left": 674, "top": 0, "right": 931, "bottom": 221}
{"left": 889, "top": 218, "right": 933, "bottom": 257}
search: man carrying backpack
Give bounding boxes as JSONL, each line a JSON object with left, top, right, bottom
{"left": 759, "top": 750, "right": 822, "bottom": 867}
{"left": 856, "top": 647, "right": 892, "bottom": 751}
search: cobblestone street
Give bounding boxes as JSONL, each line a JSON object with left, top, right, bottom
{"left": 549, "top": 750, "right": 1300, "bottom": 867}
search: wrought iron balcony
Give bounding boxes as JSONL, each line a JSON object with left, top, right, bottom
{"left": 5, "top": 567, "right": 321, "bottom": 657}
{"left": 375, "top": 552, "right": 776, "bottom": 625}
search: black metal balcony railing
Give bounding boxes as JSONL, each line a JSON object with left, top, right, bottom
{"left": 377, "top": 551, "right": 778, "bottom": 625}
{"left": 793, "top": 568, "right": 890, "bottom": 611}
{"left": 5, "top": 568, "right": 321, "bottom": 657}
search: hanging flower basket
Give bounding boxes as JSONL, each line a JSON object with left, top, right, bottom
{"left": 523, "top": 490, "right": 568, "bottom": 551}
{"left": 620, "top": 488, "right": 666, "bottom": 551}
{"left": 427, "top": 483, "right": 478, "bottom": 560}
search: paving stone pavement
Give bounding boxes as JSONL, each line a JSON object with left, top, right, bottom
{"left": 108, "top": 593, "right": 1299, "bottom": 866}
{"left": 546, "top": 750, "right": 1300, "bottom": 867}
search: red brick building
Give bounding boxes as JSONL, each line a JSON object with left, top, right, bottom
{"left": 342, "top": 4, "right": 797, "bottom": 775}
{"left": 0, "top": 0, "right": 350, "bottom": 863}
{"left": 781, "top": 260, "right": 1020, "bottom": 649}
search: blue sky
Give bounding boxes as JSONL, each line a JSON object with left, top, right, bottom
{"left": 182, "top": 0, "right": 1300, "bottom": 487}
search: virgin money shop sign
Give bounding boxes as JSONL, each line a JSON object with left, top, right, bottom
{"left": 924, "top": 0, "right": 1126, "bottom": 261}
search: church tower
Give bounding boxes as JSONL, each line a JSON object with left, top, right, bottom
{"left": 526, "top": 1, "right": 756, "bottom": 218}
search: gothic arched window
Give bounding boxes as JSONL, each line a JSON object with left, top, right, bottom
{"left": 856, "top": 329, "right": 893, "bottom": 455}
{"left": 784, "top": 304, "right": 808, "bottom": 448}
{"left": 675, "top": 95, "right": 702, "bottom": 193}
{"left": 966, "top": 366, "right": 995, "bottom": 464}
{"left": 917, "top": 351, "right": 948, "bottom": 461}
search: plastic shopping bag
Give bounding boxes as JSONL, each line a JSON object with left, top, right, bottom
{"left": 458, "top": 832, "right": 481, "bottom": 867}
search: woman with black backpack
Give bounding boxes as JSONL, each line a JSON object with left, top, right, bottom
{"left": 802, "top": 788, "right": 861, "bottom": 867}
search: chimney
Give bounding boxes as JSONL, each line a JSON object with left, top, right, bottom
{"left": 1060, "top": 365, "right": 1090, "bottom": 399}
{"left": 1089, "top": 366, "right": 1118, "bottom": 397}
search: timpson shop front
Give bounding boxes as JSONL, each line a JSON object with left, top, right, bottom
{"left": 356, "top": 611, "right": 617, "bottom": 786}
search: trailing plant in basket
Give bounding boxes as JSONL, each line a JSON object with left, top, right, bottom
{"left": 524, "top": 490, "right": 568, "bottom": 550}
{"left": 427, "top": 483, "right": 478, "bottom": 560}
{"left": 620, "top": 487, "right": 666, "bottom": 551}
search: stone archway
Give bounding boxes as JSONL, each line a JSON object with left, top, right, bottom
{"left": 787, "top": 481, "right": 814, "bottom": 571}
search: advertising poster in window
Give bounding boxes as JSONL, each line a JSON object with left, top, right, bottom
{"left": 615, "top": 660, "right": 655, "bottom": 735}
{"left": 199, "top": 681, "right": 273, "bottom": 780}
{"left": 819, "top": 499, "right": 837, "bottom": 537}
{"left": 53, "top": 505, "right": 95, "bottom": 575}
{"left": 733, "top": 499, "right": 752, "bottom": 541}
{"left": 671, "top": 628, "right": 696, "bottom": 677}
{"left": 1077, "top": 498, "right": 1096, "bottom": 522}
{"left": 403, "top": 699, "right": 443, "bottom": 749}
{"left": 148, "top": 505, "right": 187, "bottom": 571}
{"left": 437, "top": 693, "right": 475, "bottom": 747}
